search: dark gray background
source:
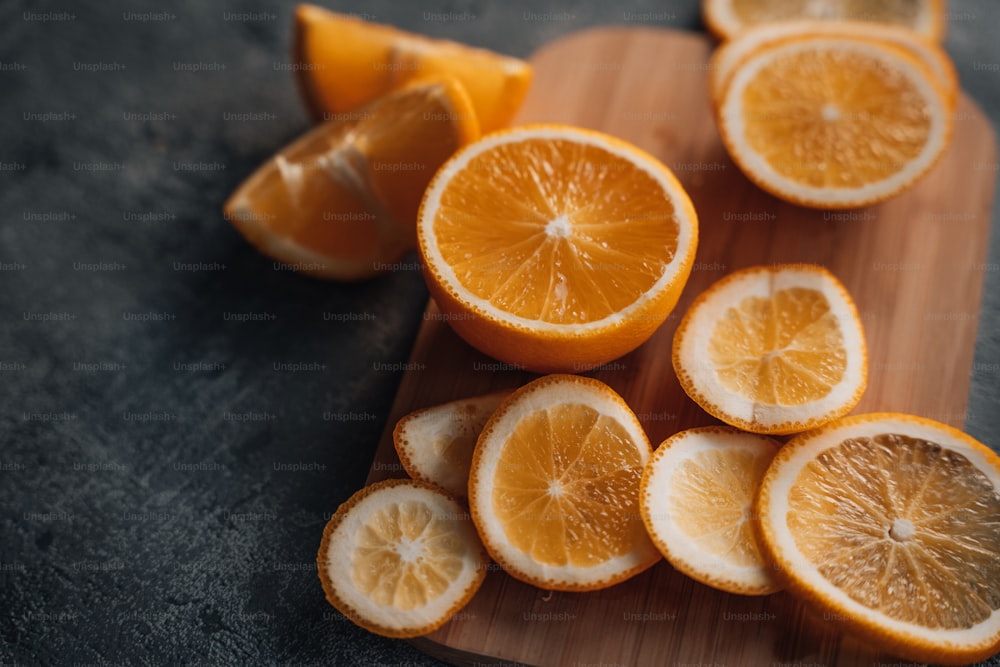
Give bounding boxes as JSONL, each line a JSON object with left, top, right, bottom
{"left": 1, "top": 0, "right": 998, "bottom": 665}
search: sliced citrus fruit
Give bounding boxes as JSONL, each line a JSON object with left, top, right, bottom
{"left": 224, "top": 77, "right": 479, "bottom": 280}
{"left": 756, "top": 413, "right": 1000, "bottom": 665}
{"left": 417, "top": 124, "right": 698, "bottom": 373}
{"left": 709, "top": 20, "right": 958, "bottom": 109}
{"left": 716, "top": 34, "right": 952, "bottom": 208}
{"left": 317, "top": 479, "right": 488, "bottom": 638}
{"left": 640, "top": 426, "right": 782, "bottom": 595}
{"left": 702, "top": 0, "right": 946, "bottom": 42}
{"left": 293, "top": 4, "right": 533, "bottom": 134}
{"left": 672, "top": 264, "right": 867, "bottom": 435}
{"left": 393, "top": 389, "right": 513, "bottom": 499}
{"left": 468, "top": 374, "right": 661, "bottom": 591}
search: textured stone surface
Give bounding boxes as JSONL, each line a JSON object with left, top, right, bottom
{"left": 0, "top": 1, "right": 997, "bottom": 666}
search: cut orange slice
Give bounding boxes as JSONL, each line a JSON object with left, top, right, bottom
{"left": 317, "top": 479, "right": 488, "bottom": 638}
{"left": 393, "top": 389, "right": 513, "bottom": 499}
{"left": 709, "top": 20, "right": 958, "bottom": 109}
{"left": 293, "top": 4, "right": 533, "bottom": 133}
{"left": 640, "top": 426, "right": 782, "bottom": 595}
{"left": 756, "top": 413, "right": 1000, "bottom": 665}
{"left": 702, "top": 0, "right": 947, "bottom": 42}
{"left": 468, "top": 374, "right": 661, "bottom": 591}
{"left": 672, "top": 264, "right": 867, "bottom": 435}
{"left": 716, "top": 35, "right": 952, "bottom": 208}
{"left": 224, "top": 78, "right": 478, "bottom": 280}
{"left": 418, "top": 124, "right": 698, "bottom": 373}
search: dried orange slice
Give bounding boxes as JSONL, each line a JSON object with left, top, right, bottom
{"left": 468, "top": 374, "right": 661, "bottom": 591}
{"left": 709, "top": 20, "right": 958, "bottom": 109}
{"left": 756, "top": 413, "right": 1000, "bottom": 665}
{"left": 417, "top": 124, "right": 698, "bottom": 373}
{"left": 293, "top": 4, "right": 532, "bottom": 133}
{"left": 393, "top": 389, "right": 513, "bottom": 499}
{"left": 716, "top": 35, "right": 952, "bottom": 209}
{"left": 672, "top": 264, "right": 867, "bottom": 435}
{"left": 224, "top": 78, "right": 479, "bottom": 280}
{"left": 702, "top": 0, "right": 947, "bottom": 42}
{"left": 317, "top": 479, "right": 487, "bottom": 638}
{"left": 640, "top": 426, "right": 782, "bottom": 595}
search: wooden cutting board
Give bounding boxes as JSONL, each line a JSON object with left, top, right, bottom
{"left": 365, "top": 26, "right": 997, "bottom": 667}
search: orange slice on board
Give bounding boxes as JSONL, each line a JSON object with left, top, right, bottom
{"left": 756, "top": 413, "right": 1000, "bottom": 665}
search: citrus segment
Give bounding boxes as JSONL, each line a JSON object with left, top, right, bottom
{"left": 393, "top": 389, "right": 513, "bottom": 498}
{"left": 709, "top": 20, "right": 958, "bottom": 109}
{"left": 672, "top": 264, "right": 867, "bottom": 434}
{"left": 756, "top": 413, "right": 1000, "bottom": 665}
{"left": 640, "top": 426, "right": 782, "bottom": 595}
{"left": 317, "top": 479, "right": 488, "bottom": 638}
{"left": 702, "top": 0, "right": 946, "bottom": 41}
{"left": 224, "top": 78, "right": 478, "bottom": 280}
{"left": 716, "top": 35, "right": 952, "bottom": 208}
{"left": 293, "top": 4, "right": 532, "bottom": 133}
{"left": 468, "top": 374, "right": 660, "bottom": 590}
{"left": 418, "top": 124, "right": 698, "bottom": 372}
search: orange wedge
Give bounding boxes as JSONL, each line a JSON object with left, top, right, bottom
{"left": 417, "top": 124, "right": 698, "bottom": 373}
{"left": 756, "top": 413, "right": 1000, "bottom": 665}
{"left": 702, "top": 0, "right": 947, "bottom": 42}
{"left": 317, "top": 479, "right": 488, "bottom": 638}
{"left": 393, "top": 389, "right": 513, "bottom": 499}
{"left": 716, "top": 34, "right": 952, "bottom": 209}
{"left": 673, "top": 264, "right": 867, "bottom": 435}
{"left": 468, "top": 374, "right": 661, "bottom": 591}
{"left": 640, "top": 426, "right": 783, "bottom": 595}
{"left": 293, "top": 4, "right": 533, "bottom": 134}
{"left": 224, "top": 78, "right": 478, "bottom": 280}
{"left": 709, "top": 20, "right": 958, "bottom": 109}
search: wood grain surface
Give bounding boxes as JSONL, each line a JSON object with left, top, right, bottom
{"left": 366, "top": 26, "right": 997, "bottom": 667}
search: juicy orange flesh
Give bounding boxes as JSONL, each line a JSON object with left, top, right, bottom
{"left": 708, "top": 286, "right": 847, "bottom": 405}
{"left": 742, "top": 46, "right": 933, "bottom": 188}
{"left": 351, "top": 499, "right": 468, "bottom": 611}
{"left": 297, "top": 6, "right": 530, "bottom": 133}
{"left": 491, "top": 403, "right": 647, "bottom": 567}
{"left": 230, "top": 83, "right": 468, "bottom": 259}
{"left": 670, "top": 448, "right": 772, "bottom": 567}
{"left": 731, "top": 0, "right": 927, "bottom": 31}
{"left": 787, "top": 433, "right": 1000, "bottom": 629}
{"left": 433, "top": 138, "right": 680, "bottom": 324}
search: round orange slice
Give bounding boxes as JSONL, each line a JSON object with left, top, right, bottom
{"left": 393, "top": 389, "right": 513, "bottom": 499}
{"left": 672, "top": 264, "right": 867, "bottom": 435}
{"left": 224, "top": 77, "right": 479, "bottom": 280}
{"left": 756, "top": 413, "right": 1000, "bottom": 665}
{"left": 716, "top": 34, "right": 953, "bottom": 209}
{"left": 640, "top": 426, "right": 783, "bottom": 595}
{"left": 702, "top": 0, "right": 947, "bottom": 42}
{"left": 293, "top": 4, "right": 533, "bottom": 133}
{"left": 468, "top": 374, "right": 661, "bottom": 591}
{"left": 417, "top": 124, "right": 698, "bottom": 373}
{"left": 317, "top": 479, "right": 488, "bottom": 638}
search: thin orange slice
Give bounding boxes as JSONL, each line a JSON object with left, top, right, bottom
{"left": 640, "top": 426, "right": 783, "bottom": 595}
{"left": 293, "top": 4, "right": 532, "bottom": 133}
{"left": 672, "top": 264, "right": 867, "bottom": 435}
{"left": 756, "top": 413, "right": 1000, "bottom": 665}
{"left": 468, "top": 374, "right": 661, "bottom": 591}
{"left": 716, "top": 35, "right": 952, "bottom": 208}
{"left": 702, "top": 0, "right": 947, "bottom": 42}
{"left": 393, "top": 389, "right": 513, "bottom": 499}
{"left": 317, "top": 479, "right": 488, "bottom": 638}
{"left": 417, "top": 124, "right": 698, "bottom": 373}
{"left": 224, "top": 78, "right": 478, "bottom": 280}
